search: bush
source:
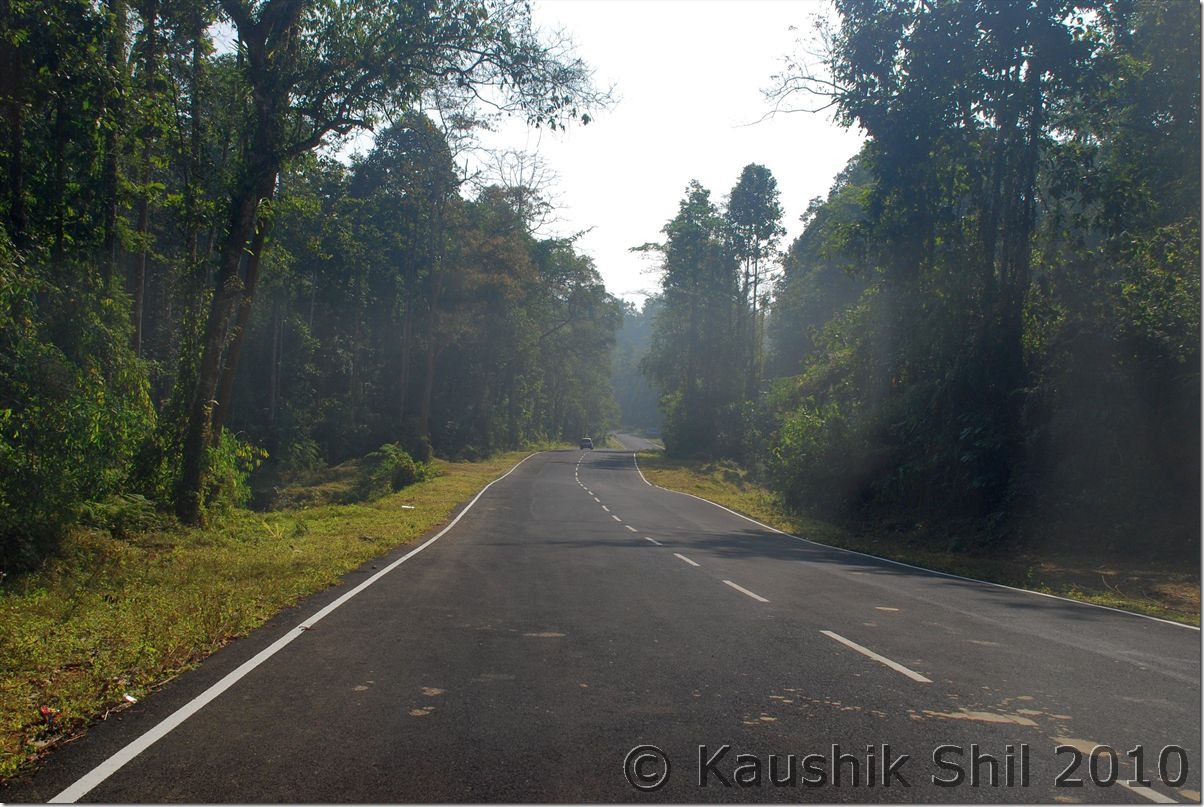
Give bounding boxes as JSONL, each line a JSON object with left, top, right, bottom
{"left": 202, "top": 432, "right": 268, "bottom": 517}
{"left": 350, "top": 443, "right": 432, "bottom": 502}
{"left": 78, "top": 493, "right": 173, "bottom": 540}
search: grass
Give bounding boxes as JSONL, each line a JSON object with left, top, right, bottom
{"left": 0, "top": 449, "right": 538, "bottom": 781}
{"left": 636, "top": 452, "right": 1200, "bottom": 627}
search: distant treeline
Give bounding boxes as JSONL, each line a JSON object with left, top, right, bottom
{"left": 0, "top": 0, "right": 615, "bottom": 570}
{"left": 631, "top": 0, "right": 1200, "bottom": 554}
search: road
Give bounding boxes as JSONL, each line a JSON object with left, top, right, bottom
{"left": 4, "top": 436, "right": 1199, "bottom": 803}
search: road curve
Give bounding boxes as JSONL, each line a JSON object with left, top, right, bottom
{"left": 3, "top": 445, "right": 1198, "bottom": 803}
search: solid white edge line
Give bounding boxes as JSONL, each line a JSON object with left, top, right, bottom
{"left": 631, "top": 448, "right": 653, "bottom": 486}
{"left": 50, "top": 451, "right": 543, "bottom": 804}
{"left": 722, "top": 579, "right": 769, "bottom": 603}
{"left": 628, "top": 451, "right": 1198, "bottom": 632}
{"left": 644, "top": 536, "right": 663, "bottom": 546}
{"left": 1119, "top": 782, "right": 1179, "bottom": 804}
{"left": 673, "top": 552, "right": 700, "bottom": 567}
{"left": 820, "top": 630, "right": 932, "bottom": 683}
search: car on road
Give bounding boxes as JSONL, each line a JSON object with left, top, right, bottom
{"left": 579, "top": 437, "right": 593, "bottom": 449}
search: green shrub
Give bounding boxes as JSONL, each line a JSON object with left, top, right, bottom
{"left": 350, "top": 443, "right": 432, "bottom": 502}
{"left": 278, "top": 437, "right": 325, "bottom": 473}
{"left": 78, "top": 493, "right": 173, "bottom": 540}
{"left": 202, "top": 432, "right": 268, "bottom": 517}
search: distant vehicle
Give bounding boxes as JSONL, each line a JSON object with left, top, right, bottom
{"left": 579, "top": 437, "right": 593, "bottom": 449}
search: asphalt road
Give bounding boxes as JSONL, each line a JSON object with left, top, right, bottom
{"left": 4, "top": 438, "right": 1199, "bottom": 803}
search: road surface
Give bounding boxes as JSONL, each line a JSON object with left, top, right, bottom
{"left": 4, "top": 437, "right": 1199, "bottom": 802}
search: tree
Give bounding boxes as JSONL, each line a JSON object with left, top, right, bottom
{"left": 642, "top": 181, "right": 742, "bottom": 457}
{"left": 175, "top": 0, "right": 606, "bottom": 522}
{"left": 760, "top": 0, "right": 1198, "bottom": 551}
{"left": 726, "top": 163, "right": 784, "bottom": 394}
{"left": 611, "top": 297, "right": 663, "bottom": 433}
{"left": 766, "top": 152, "right": 869, "bottom": 378}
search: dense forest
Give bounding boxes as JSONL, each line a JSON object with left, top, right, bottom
{"left": 638, "top": 0, "right": 1199, "bottom": 556}
{"left": 1, "top": 0, "right": 1199, "bottom": 576}
{"left": 0, "top": 0, "right": 619, "bottom": 571}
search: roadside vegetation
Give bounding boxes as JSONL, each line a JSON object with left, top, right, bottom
{"left": 0, "top": 449, "right": 548, "bottom": 781}
{"left": 638, "top": 452, "right": 1200, "bottom": 627}
{"left": 621, "top": 0, "right": 1198, "bottom": 610}
{"left": 1, "top": 0, "right": 616, "bottom": 576}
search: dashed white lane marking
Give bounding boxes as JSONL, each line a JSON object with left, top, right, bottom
{"left": 673, "top": 553, "right": 700, "bottom": 567}
{"left": 643, "top": 536, "right": 663, "bottom": 546}
{"left": 632, "top": 451, "right": 1196, "bottom": 632}
{"left": 601, "top": 505, "right": 610, "bottom": 512}
{"left": 611, "top": 515, "right": 622, "bottom": 522}
{"left": 722, "top": 580, "right": 769, "bottom": 603}
{"left": 625, "top": 525, "right": 637, "bottom": 533}
{"left": 820, "top": 630, "right": 932, "bottom": 683}
{"left": 50, "top": 452, "right": 543, "bottom": 804}
{"left": 1120, "top": 782, "right": 1178, "bottom": 804}
{"left": 591, "top": 496, "right": 599, "bottom": 502}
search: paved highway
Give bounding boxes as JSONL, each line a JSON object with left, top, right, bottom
{"left": 4, "top": 438, "right": 1199, "bottom": 802}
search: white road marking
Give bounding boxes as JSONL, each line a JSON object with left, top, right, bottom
{"left": 591, "top": 496, "right": 599, "bottom": 502}
{"left": 820, "top": 630, "right": 932, "bottom": 683}
{"left": 1120, "top": 782, "right": 1178, "bottom": 804}
{"left": 49, "top": 452, "right": 543, "bottom": 804}
{"left": 633, "top": 460, "right": 1197, "bottom": 631}
{"left": 601, "top": 505, "right": 610, "bottom": 512}
{"left": 631, "top": 451, "right": 653, "bottom": 486}
{"left": 611, "top": 514, "right": 622, "bottom": 522}
{"left": 722, "top": 580, "right": 769, "bottom": 603}
{"left": 625, "top": 525, "right": 637, "bottom": 533}
{"left": 673, "top": 553, "right": 700, "bottom": 567}
{"left": 644, "top": 537, "right": 663, "bottom": 546}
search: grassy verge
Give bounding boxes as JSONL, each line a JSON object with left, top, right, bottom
{"left": 0, "top": 449, "right": 538, "bottom": 780}
{"left": 636, "top": 452, "right": 1200, "bottom": 627}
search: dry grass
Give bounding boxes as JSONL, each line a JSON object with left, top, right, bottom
{"left": 636, "top": 452, "right": 1200, "bottom": 626}
{"left": 0, "top": 450, "right": 535, "bottom": 780}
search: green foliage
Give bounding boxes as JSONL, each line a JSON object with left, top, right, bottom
{"left": 611, "top": 298, "right": 663, "bottom": 432}
{"left": 201, "top": 433, "right": 267, "bottom": 517}
{"left": 351, "top": 443, "right": 434, "bottom": 502}
{"left": 78, "top": 493, "right": 172, "bottom": 540}
{"left": 759, "top": 0, "right": 1200, "bottom": 555}
{"left": 0, "top": 243, "right": 154, "bottom": 572}
{"left": 642, "top": 180, "right": 746, "bottom": 458}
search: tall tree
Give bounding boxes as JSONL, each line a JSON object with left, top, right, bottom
{"left": 726, "top": 162, "right": 784, "bottom": 394}
{"left": 175, "top": 0, "right": 604, "bottom": 522}
{"left": 642, "top": 181, "right": 742, "bottom": 456}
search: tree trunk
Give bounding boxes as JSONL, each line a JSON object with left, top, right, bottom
{"left": 132, "top": 0, "right": 160, "bottom": 356}
{"left": 0, "top": 0, "right": 26, "bottom": 248}
{"left": 268, "top": 301, "right": 281, "bottom": 430}
{"left": 175, "top": 167, "right": 276, "bottom": 522}
{"left": 51, "top": 96, "right": 66, "bottom": 261}
{"left": 100, "top": 0, "right": 127, "bottom": 286}
{"left": 184, "top": 14, "right": 203, "bottom": 269}
{"left": 210, "top": 199, "right": 271, "bottom": 443}
{"left": 399, "top": 275, "right": 413, "bottom": 426}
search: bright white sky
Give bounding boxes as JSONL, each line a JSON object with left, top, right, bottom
{"left": 472, "top": 0, "right": 865, "bottom": 305}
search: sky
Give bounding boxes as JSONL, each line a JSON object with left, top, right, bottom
{"left": 468, "top": 0, "right": 866, "bottom": 306}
